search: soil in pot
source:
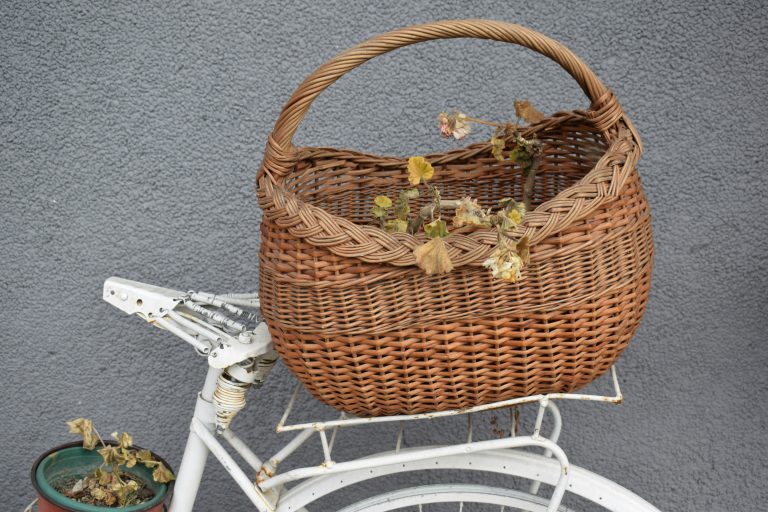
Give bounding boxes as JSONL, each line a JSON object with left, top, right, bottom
{"left": 52, "top": 472, "right": 155, "bottom": 507}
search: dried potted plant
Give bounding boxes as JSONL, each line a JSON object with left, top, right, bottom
{"left": 31, "top": 419, "right": 174, "bottom": 512}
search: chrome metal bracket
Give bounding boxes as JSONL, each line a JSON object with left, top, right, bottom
{"left": 102, "top": 276, "right": 268, "bottom": 360}
{"left": 103, "top": 276, "right": 182, "bottom": 320}
{"left": 208, "top": 322, "right": 272, "bottom": 369}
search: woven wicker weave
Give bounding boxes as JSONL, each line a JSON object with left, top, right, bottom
{"left": 257, "top": 19, "right": 653, "bottom": 416}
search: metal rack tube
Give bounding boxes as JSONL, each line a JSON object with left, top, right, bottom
{"left": 221, "top": 428, "right": 264, "bottom": 472}
{"left": 260, "top": 428, "right": 316, "bottom": 478}
{"left": 529, "top": 401, "right": 563, "bottom": 496}
{"left": 260, "top": 435, "right": 570, "bottom": 501}
{"left": 191, "top": 418, "right": 272, "bottom": 512}
{"left": 153, "top": 316, "right": 211, "bottom": 354}
{"left": 166, "top": 310, "right": 225, "bottom": 343}
{"left": 278, "top": 366, "right": 622, "bottom": 433}
{"left": 319, "top": 430, "right": 333, "bottom": 466}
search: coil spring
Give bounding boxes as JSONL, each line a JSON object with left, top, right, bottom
{"left": 212, "top": 371, "right": 250, "bottom": 430}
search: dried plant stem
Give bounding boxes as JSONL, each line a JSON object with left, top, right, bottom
{"left": 522, "top": 153, "right": 541, "bottom": 211}
{"left": 93, "top": 426, "right": 106, "bottom": 449}
{"left": 409, "top": 199, "right": 461, "bottom": 234}
{"left": 112, "top": 464, "right": 127, "bottom": 486}
{"left": 439, "top": 199, "right": 462, "bottom": 210}
{"left": 462, "top": 116, "right": 505, "bottom": 128}
{"left": 430, "top": 184, "right": 442, "bottom": 221}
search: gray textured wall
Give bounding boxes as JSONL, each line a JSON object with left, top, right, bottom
{"left": 2, "top": 1, "right": 767, "bottom": 511}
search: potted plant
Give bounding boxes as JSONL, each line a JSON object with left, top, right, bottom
{"left": 31, "top": 419, "right": 175, "bottom": 511}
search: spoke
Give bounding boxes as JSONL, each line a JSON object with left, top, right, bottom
{"left": 395, "top": 422, "right": 405, "bottom": 453}
{"left": 466, "top": 414, "right": 473, "bottom": 443}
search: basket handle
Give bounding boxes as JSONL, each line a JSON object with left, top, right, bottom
{"left": 262, "top": 19, "right": 626, "bottom": 178}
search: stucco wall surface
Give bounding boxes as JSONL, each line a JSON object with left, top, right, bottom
{"left": 2, "top": 1, "right": 767, "bottom": 510}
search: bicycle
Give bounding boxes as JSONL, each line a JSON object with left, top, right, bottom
{"left": 38, "top": 276, "right": 657, "bottom": 512}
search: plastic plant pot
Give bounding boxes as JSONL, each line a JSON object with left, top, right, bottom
{"left": 32, "top": 441, "right": 173, "bottom": 512}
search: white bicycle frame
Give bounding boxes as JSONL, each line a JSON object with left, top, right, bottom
{"left": 98, "top": 277, "right": 661, "bottom": 512}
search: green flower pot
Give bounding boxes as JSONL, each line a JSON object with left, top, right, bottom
{"left": 32, "top": 441, "right": 173, "bottom": 512}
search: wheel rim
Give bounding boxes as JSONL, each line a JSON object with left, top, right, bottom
{"left": 335, "top": 484, "right": 570, "bottom": 512}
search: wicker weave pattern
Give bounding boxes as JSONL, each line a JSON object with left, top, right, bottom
{"left": 257, "top": 20, "right": 653, "bottom": 416}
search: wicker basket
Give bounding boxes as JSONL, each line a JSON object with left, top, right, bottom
{"left": 257, "top": 19, "right": 653, "bottom": 417}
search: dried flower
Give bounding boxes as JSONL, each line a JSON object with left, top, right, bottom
{"left": 453, "top": 197, "right": 491, "bottom": 228}
{"left": 497, "top": 198, "right": 526, "bottom": 230}
{"left": 483, "top": 244, "right": 524, "bottom": 282}
{"left": 438, "top": 112, "right": 452, "bottom": 138}
{"left": 507, "top": 201, "right": 526, "bottom": 225}
{"left": 438, "top": 111, "right": 471, "bottom": 140}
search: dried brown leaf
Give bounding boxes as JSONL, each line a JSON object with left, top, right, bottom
{"left": 152, "top": 463, "right": 176, "bottom": 483}
{"left": 67, "top": 418, "right": 98, "bottom": 450}
{"left": 407, "top": 156, "right": 434, "bottom": 186}
{"left": 111, "top": 431, "right": 133, "bottom": 449}
{"left": 384, "top": 219, "right": 408, "bottom": 233}
{"left": 423, "top": 219, "right": 449, "bottom": 238}
{"left": 490, "top": 136, "right": 506, "bottom": 161}
{"left": 414, "top": 237, "right": 454, "bottom": 275}
{"left": 514, "top": 100, "right": 545, "bottom": 124}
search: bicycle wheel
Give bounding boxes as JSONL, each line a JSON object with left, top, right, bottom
{"left": 277, "top": 450, "right": 660, "bottom": 512}
{"left": 336, "top": 484, "right": 563, "bottom": 511}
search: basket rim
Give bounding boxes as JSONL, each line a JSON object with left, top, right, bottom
{"left": 257, "top": 112, "right": 641, "bottom": 270}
